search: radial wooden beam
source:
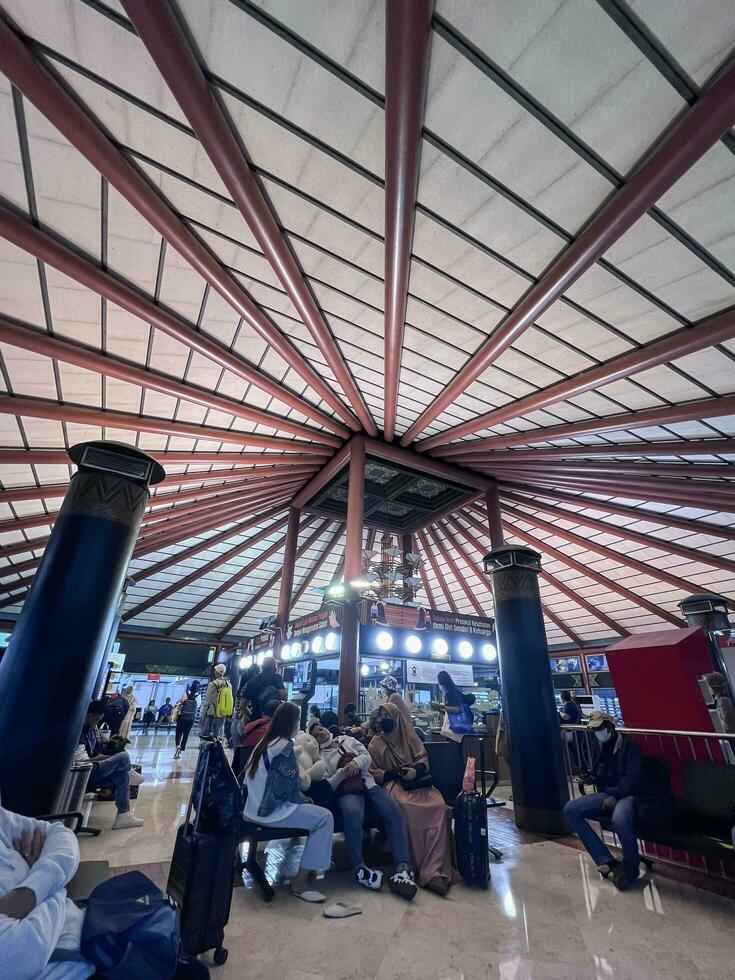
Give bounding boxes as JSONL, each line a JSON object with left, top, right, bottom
{"left": 416, "top": 529, "right": 458, "bottom": 612}
{"left": 0, "top": 465, "right": 318, "bottom": 508}
{"left": 0, "top": 449, "right": 330, "bottom": 466}
{"left": 445, "top": 513, "right": 619, "bottom": 640}
{"left": 0, "top": 18, "right": 356, "bottom": 433}
{"left": 499, "top": 490, "right": 735, "bottom": 576}
{"left": 497, "top": 482, "right": 735, "bottom": 544}
{"left": 499, "top": 499, "right": 735, "bottom": 610}
{"left": 485, "top": 458, "right": 735, "bottom": 482}
{"left": 418, "top": 305, "right": 735, "bottom": 449}
{"left": 427, "top": 523, "right": 485, "bottom": 616}
{"left": 540, "top": 602, "right": 584, "bottom": 647}
{"left": 470, "top": 505, "right": 682, "bottom": 626}
{"left": 0, "top": 205, "right": 343, "bottom": 435}
{"left": 215, "top": 520, "right": 333, "bottom": 639}
{"left": 401, "top": 59, "right": 735, "bottom": 444}
{"left": 487, "top": 469, "right": 735, "bottom": 513}
{"left": 419, "top": 566, "right": 438, "bottom": 608}
{"left": 123, "top": 514, "right": 290, "bottom": 621}
{"left": 122, "top": 0, "right": 376, "bottom": 435}
{"left": 290, "top": 524, "right": 345, "bottom": 607}
{"left": 0, "top": 318, "right": 340, "bottom": 446}
{"left": 165, "top": 515, "right": 317, "bottom": 635}
{"left": 447, "top": 439, "right": 735, "bottom": 464}
{"left": 435, "top": 394, "right": 735, "bottom": 456}
{"left": 0, "top": 395, "right": 331, "bottom": 453}
{"left": 383, "top": 0, "right": 433, "bottom": 441}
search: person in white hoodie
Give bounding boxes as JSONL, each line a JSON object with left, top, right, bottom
{"left": 309, "top": 723, "right": 417, "bottom": 901}
{"left": 0, "top": 804, "right": 93, "bottom": 979}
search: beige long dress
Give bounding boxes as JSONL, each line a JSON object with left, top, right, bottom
{"left": 369, "top": 698, "right": 459, "bottom": 890}
{"left": 118, "top": 690, "right": 136, "bottom": 741}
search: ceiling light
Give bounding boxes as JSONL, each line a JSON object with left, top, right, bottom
{"left": 379, "top": 661, "right": 390, "bottom": 673}
{"left": 360, "top": 664, "right": 370, "bottom": 677}
{"left": 431, "top": 637, "right": 449, "bottom": 658}
{"left": 349, "top": 578, "right": 371, "bottom": 590}
{"left": 301, "top": 640, "right": 310, "bottom": 655}
{"left": 239, "top": 655, "right": 253, "bottom": 670}
{"left": 325, "top": 632, "right": 338, "bottom": 651}
{"left": 458, "top": 640, "right": 474, "bottom": 659}
{"left": 312, "top": 635, "right": 324, "bottom": 654}
{"left": 376, "top": 631, "right": 394, "bottom": 652}
{"left": 482, "top": 643, "right": 497, "bottom": 662}
{"left": 280, "top": 644, "right": 290, "bottom": 660}
{"left": 405, "top": 634, "right": 422, "bottom": 655}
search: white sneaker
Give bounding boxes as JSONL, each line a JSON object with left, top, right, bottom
{"left": 112, "top": 812, "right": 144, "bottom": 830}
{"left": 129, "top": 769, "right": 145, "bottom": 787}
{"left": 355, "top": 866, "right": 383, "bottom": 890}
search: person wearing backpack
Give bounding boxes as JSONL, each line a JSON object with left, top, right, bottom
{"left": 242, "top": 657, "right": 286, "bottom": 720}
{"left": 174, "top": 691, "right": 199, "bottom": 759}
{"left": 200, "top": 665, "right": 233, "bottom": 740}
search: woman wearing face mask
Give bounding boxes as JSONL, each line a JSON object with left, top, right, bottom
{"left": 244, "top": 702, "right": 334, "bottom": 902}
{"left": 563, "top": 711, "right": 643, "bottom": 891}
{"left": 310, "top": 723, "right": 417, "bottom": 900}
{"left": 368, "top": 703, "right": 459, "bottom": 896}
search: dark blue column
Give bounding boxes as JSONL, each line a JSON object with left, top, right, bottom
{"left": 0, "top": 442, "right": 164, "bottom": 815}
{"left": 484, "top": 545, "right": 568, "bottom": 834}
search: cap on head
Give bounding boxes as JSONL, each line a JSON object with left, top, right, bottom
{"left": 214, "top": 663, "right": 227, "bottom": 675}
{"left": 380, "top": 675, "right": 398, "bottom": 692}
{"left": 587, "top": 710, "right": 615, "bottom": 730}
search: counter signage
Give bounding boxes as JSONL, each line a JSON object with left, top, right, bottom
{"left": 428, "top": 611, "right": 494, "bottom": 636}
{"left": 289, "top": 606, "right": 341, "bottom": 638}
{"left": 406, "top": 660, "right": 474, "bottom": 686}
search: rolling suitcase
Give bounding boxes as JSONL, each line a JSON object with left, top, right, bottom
{"left": 167, "top": 741, "right": 241, "bottom": 966}
{"left": 453, "top": 790, "right": 490, "bottom": 888}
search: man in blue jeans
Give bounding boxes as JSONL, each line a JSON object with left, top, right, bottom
{"left": 310, "top": 724, "right": 417, "bottom": 900}
{"left": 564, "top": 711, "right": 642, "bottom": 890}
{"left": 80, "top": 702, "right": 145, "bottom": 831}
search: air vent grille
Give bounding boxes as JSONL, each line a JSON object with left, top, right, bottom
{"left": 80, "top": 446, "right": 152, "bottom": 482}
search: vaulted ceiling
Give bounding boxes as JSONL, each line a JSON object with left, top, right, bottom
{"left": 0, "top": 0, "right": 733, "bottom": 646}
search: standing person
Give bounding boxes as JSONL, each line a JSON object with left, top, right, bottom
{"left": 174, "top": 691, "right": 198, "bottom": 759}
{"left": 564, "top": 711, "right": 643, "bottom": 890}
{"left": 80, "top": 702, "right": 144, "bottom": 830}
{"left": 200, "top": 664, "right": 233, "bottom": 739}
{"left": 244, "top": 703, "right": 334, "bottom": 902}
{"left": 369, "top": 701, "right": 458, "bottom": 896}
{"left": 431, "top": 670, "right": 475, "bottom": 743}
{"left": 559, "top": 690, "right": 583, "bottom": 773}
{"left": 142, "top": 699, "right": 157, "bottom": 735}
{"left": 705, "top": 672, "right": 735, "bottom": 733}
{"left": 242, "top": 657, "right": 286, "bottom": 720}
{"left": 310, "top": 723, "right": 417, "bottom": 899}
{"left": 118, "top": 685, "right": 137, "bottom": 742}
{"left": 156, "top": 698, "right": 174, "bottom": 730}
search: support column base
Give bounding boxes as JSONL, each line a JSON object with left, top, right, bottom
{"left": 514, "top": 804, "right": 569, "bottom": 837}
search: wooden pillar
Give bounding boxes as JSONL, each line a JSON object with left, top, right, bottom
{"left": 274, "top": 505, "right": 300, "bottom": 658}
{"left": 485, "top": 482, "right": 504, "bottom": 549}
{"left": 339, "top": 439, "right": 365, "bottom": 716}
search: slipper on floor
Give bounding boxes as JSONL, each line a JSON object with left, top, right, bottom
{"left": 323, "top": 902, "right": 362, "bottom": 918}
{"left": 290, "top": 888, "right": 326, "bottom": 903}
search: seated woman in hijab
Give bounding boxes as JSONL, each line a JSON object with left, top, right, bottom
{"left": 368, "top": 700, "right": 458, "bottom": 896}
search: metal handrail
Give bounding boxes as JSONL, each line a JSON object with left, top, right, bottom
{"left": 560, "top": 724, "right": 735, "bottom": 742}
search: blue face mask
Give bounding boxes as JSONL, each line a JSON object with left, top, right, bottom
{"left": 380, "top": 717, "right": 395, "bottom": 734}
{"left": 595, "top": 728, "right": 612, "bottom": 744}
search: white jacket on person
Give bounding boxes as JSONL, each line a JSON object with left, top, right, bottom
{"left": 0, "top": 806, "right": 93, "bottom": 979}
{"left": 319, "top": 734, "right": 376, "bottom": 790}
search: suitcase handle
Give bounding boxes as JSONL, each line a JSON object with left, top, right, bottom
{"left": 185, "top": 741, "right": 213, "bottom": 836}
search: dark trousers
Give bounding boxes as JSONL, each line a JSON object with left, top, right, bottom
{"left": 175, "top": 718, "right": 194, "bottom": 750}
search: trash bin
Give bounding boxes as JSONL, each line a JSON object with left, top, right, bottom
{"left": 54, "top": 762, "right": 94, "bottom": 827}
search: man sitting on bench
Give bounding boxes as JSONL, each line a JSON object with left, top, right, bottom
{"left": 80, "top": 702, "right": 144, "bottom": 831}
{"left": 564, "top": 711, "right": 642, "bottom": 891}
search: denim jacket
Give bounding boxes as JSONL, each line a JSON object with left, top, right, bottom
{"left": 258, "top": 741, "right": 307, "bottom": 818}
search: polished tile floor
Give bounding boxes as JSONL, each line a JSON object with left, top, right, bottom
{"left": 80, "top": 732, "right": 735, "bottom": 980}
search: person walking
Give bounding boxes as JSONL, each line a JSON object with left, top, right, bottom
{"left": 200, "top": 664, "right": 233, "bottom": 739}
{"left": 118, "top": 685, "right": 137, "bottom": 742}
{"left": 174, "top": 691, "right": 198, "bottom": 759}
